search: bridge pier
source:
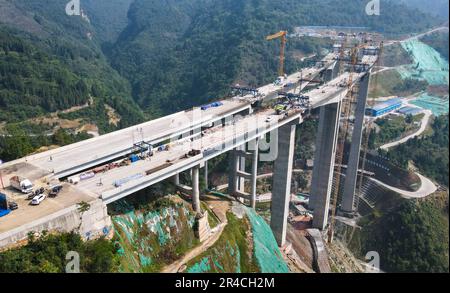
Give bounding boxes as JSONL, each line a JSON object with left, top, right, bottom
{"left": 270, "top": 121, "right": 297, "bottom": 247}
{"left": 228, "top": 150, "right": 239, "bottom": 195}
{"left": 204, "top": 160, "right": 209, "bottom": 190}
{"left": 310, "top": 102, "right": 341, "bottom": 230}
{"left": 342, "top": 72, "right": 371, "bottom": 214}
{"left": 237, "top": 144, "right": 246, "bottom": 193}
{"left": 250, "top": 139, "right": 259, "bottom": 209}
{"left": 192, "top": 166, "right": 201, "bottom": 214}
{"left": 173, "top": 173, "right": 180, "bottom": 186}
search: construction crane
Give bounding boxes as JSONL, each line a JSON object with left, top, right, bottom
{"left": 266, "top": 31, "right": 288, "bottom": 77}
{"left": 327, "top": 38, "right": 364, "bottom": 244}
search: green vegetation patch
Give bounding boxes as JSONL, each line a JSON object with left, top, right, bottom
{"left": 186, "top": 212, "right": 259, "bottom": 273}
{"left": 383, "top": 115, "right": 449, "bottom": 186}
{"left": 112, "top": 198, "right": 199, "bottom": 272}
{"left": 358, "top": 195, "right": 449, "bottom": 273}
{"left": 369, "top": 70, "right": 428, "bottom": 99}
{"left": 0, "top": 232, "right": 117, "bottom": 273}
{"left": 369, "top": 114, "right": 423, "bottom": 148}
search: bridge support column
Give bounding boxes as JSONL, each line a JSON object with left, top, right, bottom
{"left": 342, "top": 72, "right": 371, "bottom": 214}
{"left": 173, "top": 174, "right": 180, "bottom": 186}
{"left": 270, "top": 122, "right": 297, "bottom": 247}
{"left": 237, "top": 144, "right": 246, "bottom": 193}
{"left": 204, "top": 160, "right": 209, "bottom": 190}
{"left": 250, "top": 139, "right": 259, "bottom": 209}
{"left": 192, "top": 166, "right": 201, "bottom": 214}
{"left": 228, "top": 150, "right": 239, "bottom": 194}
{"left": 332, "top": 61, "right": 340, "bottom": 79}
{"left": 310, "top": 102, "right": 341, "bottom": 230}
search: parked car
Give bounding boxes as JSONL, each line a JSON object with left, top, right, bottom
{"left": 49, "top": 185, "right": 63, "bottom": 198}
{"left": 8, "top": 201, "right": 18, "bottom": 210}
{"left": 265, "top": 116, "right": 274, "bottom": 123}
{"left": 31, "top": 194, "right": 46, "bottom": 205}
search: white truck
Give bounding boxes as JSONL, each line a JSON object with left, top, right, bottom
{"left": 10, "top": 176, "right": 33, "bottom": 194}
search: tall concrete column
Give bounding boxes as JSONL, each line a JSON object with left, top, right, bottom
{"left": 250, "top": 139, "right": 259, "bottom": 209}
{"left": 310, "top": 102, "right": 341, "bottom": 230}
{"left": 173, "top": 173, "right": 180, "bottom": 186}
{"left": 204, "top": 160, "right": 209, "bottom": 190}
{"left": 342, "top": 72, "right": 371, "bottom": 213}
{"left": 228, "top": 150, "right": 238, "bottom": 195}
{"left": 270, "top": 122, "right": 297, "bottom": 247}
{"left": 237, "top": 144, "right": 246, "bottom": 193}
{"left": 192, "top": 166, "right": 201, "bottom": 214}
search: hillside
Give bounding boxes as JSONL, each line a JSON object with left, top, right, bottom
{"left": 354, "top": 192, "right": 449, "bottom": 273}
{"left": 397, "top": 0, "right": 449, "bottom": 20}
{"left": 109, "top": 0, "right": 438, "bottom": 116}
{"left": 0, "top": 0, "right": 144, "bottom": 130}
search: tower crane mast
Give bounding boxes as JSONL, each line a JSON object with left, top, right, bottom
{"left": 266, "top": 31, "right": 288, "bottom": 77}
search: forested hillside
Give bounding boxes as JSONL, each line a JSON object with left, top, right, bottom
{"left": 384, "top": 115, "right": 449, "bottom": 186}
{"left": 397, "top": 0, "right": 449, "bottom": 20}
{"left": 109, "top": 0, "right": 438, "bottom": 116}
{"left": 0, "top": 0, "right": 441, "bottom": 160}
{"left": 0, "top": 0, "right": 144, "bottom": 129}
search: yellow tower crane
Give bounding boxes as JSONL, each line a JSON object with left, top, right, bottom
{"left": 266, "top": 31, "right": 288, "bottom": 77}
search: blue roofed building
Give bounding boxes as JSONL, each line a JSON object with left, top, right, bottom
{"left": 366, "top": 98, "right": 403, "bottom": 117}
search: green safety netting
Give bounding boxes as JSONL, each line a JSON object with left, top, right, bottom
{"left": 112, "top": 200, "right": 196, "bottom": 272}
{"left": 396, "top": 39, "right": 449, "bottom": 115}
{"left": 398, "top": 39, "right": 449, "bottom": 86}
{"left": 245, "top": 208, "right": 289, "bottom": 273}
{"left": 411, "top": 93, "right": 449, "bottom": 116}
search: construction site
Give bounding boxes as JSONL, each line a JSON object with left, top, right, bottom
{"left": 0, "top": 27, "right": 440, "bottom": 273}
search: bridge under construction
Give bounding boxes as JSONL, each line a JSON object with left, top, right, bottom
{"left": 0, "top": 38, "right": 380, "bottom": 248}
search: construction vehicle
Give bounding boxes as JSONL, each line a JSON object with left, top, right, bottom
{"left": 266, "top": 31, "right": 288, "bottom": 77}
{"left": 10, "top": 176, "right": 33, "bottom": 194}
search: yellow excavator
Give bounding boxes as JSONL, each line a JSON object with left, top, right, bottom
{"left": 266, "top": 31, "right": 288, "bottom": 77}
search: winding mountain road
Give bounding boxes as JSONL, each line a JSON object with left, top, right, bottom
{"left": 380, "top": 109, "right": 432, "bottom": 150}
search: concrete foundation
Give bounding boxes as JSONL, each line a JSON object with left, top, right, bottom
{"left": 342, "top": 73, "right": 370, "bottom": 213}
{"left": 310, "top": 102, "right": 341, "bottom": 230}
{"left": 270, "top": 122, "right": 297, "bottom": 247}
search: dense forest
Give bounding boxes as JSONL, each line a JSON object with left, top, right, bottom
{"left": 382, "top": 115, "right": 449, "bottom": 186}
{"left": 0, "top": 0, "right": 441, "bottom": 161}
{"left": 110, "top": 0, "right": 439, "bottom": 116}
{"left": 0, "top": 0, "right": 144, "bottom": 128}
{"left": 421, "top": 32, "right": 450, "bottom": 61}
{"left": 0, "top": 232, "right": 117, "bottom": 273}
{"left": 359, "top": 193, "right": 449, "bottom": 273}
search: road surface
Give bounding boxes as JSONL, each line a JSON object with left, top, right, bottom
{"left": 370, "top": 172, "right": 437, "bottom": 199}
{"left": 380, "top": 109, "right": 432, "bottom": 150}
